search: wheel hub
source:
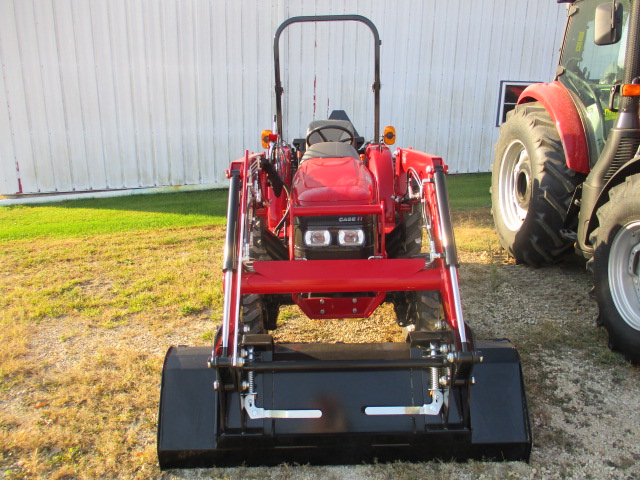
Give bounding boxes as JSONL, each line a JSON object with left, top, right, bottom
{"left": 499, "top": 140, "right": 531, "bottom": 231}
{"left": 609, "top": 221, "right": 640, "bottom": 331}
{"left": 514, "top": 160, "right": 531, "bottom": 209}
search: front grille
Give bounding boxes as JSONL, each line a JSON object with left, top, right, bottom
{"left": 293, "top": 215, "right": 375, "bottom": 260}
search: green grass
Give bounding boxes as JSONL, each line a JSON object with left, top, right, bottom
{"left": 0, "top": 174, "right": 491, "bottom": 241}
{"left": 446, "top": 172, "right": 491, "bottom": 210}
{"left": 0, "top": 189, "right": 228, "bottom": 241}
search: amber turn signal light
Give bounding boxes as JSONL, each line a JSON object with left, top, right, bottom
{"left": 621, "top": 84, "right": 640, "bottom": 96}
{"left": 383, "top": 126, "right": 396, "bottom": 145}
{"left": 261, "top": 130, "right": 273, "bottom": 149}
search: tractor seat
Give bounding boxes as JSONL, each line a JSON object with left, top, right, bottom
{"left": 306, "top": 119, "right": 356, "bottom": 145}
{"left": 301, "top": 141, "right": 360, "bottom": 163}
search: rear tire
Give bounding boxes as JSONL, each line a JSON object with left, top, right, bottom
{"left": 491, "top": 102, "right": 585, "bottom": 265}
{"left": 589, "top": 174, "right": 640, "bottom": 364}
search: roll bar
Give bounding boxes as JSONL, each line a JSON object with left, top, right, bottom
{"left": 273, "top": 15, "right": 381, "bottom": 142}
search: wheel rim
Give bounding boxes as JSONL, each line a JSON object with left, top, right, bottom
{"left": 499, "top": 140, "right": 532, "bottom": 231}
{"left": 608, "top": 221, "right": 640, "bottom": 331}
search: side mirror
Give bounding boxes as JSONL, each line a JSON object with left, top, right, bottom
{"left": 594, "top": 2, "right": 623, "bottom": 46}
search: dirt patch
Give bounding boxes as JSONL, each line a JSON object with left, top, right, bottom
{"left": 458, "top": 253, "right": 640, "bottom": 480}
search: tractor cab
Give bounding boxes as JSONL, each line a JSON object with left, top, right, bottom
{"left": 557, "top": 0, "right": 631, "bottom": 162}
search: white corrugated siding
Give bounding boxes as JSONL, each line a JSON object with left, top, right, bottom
{"left": 0, "top": 0, "right": 567, "bottom": 196}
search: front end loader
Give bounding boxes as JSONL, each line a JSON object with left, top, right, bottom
{"left": 157, "top": 15, "right": 531, "bottom": 469}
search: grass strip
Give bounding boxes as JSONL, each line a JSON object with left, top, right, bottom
{"left": 0, "top": 174, "right": 490, "bottom": 241}
{"left": 446, "top": 172, "right": 491, "bottom": 210}
{"left": 0, "top": 189, "right": 228, "bottom": 241}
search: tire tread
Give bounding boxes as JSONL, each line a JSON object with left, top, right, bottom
{"left": 492, "top": 101, "right": 585, "bottom": 265}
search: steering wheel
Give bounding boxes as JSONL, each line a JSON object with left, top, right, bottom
{"left": 565, "top": 57, "right": 587, "bottom": 79}
{"left": 305, "top": 124, "right": 356, "bottom": 147}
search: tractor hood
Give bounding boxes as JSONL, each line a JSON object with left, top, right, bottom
{"left": 292, "top": 156, "right": 377, "bottom": 206}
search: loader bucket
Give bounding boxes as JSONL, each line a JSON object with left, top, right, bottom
{"left": 157, "top": 339, "right": 531, "bottom": 469}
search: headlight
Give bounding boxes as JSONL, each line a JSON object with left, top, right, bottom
{"left": 304, "top": 229, "right": 331, "bottom": 247}
{"left": 338, "top": 229, "right": 365, "bottom": 246}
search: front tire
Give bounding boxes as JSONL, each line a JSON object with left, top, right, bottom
{"left": 241, "top": 294, "right": 267, "bottom": 334}
{"left": 590, "top": 174, "right": 640, "bottom": 364}
{"left": 491, "top": 102, "right": 585, "bottom": 265}
{"left": 245, "top": 217, "right": 279, "bottom": 331}
{"left": 390, "top": 203, "right": 443, "bottom": 330}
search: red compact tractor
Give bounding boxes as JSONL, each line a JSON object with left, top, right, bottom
{"left": 157, "top": 15, "right": 531, "bottom": 468}
{"left": 492, "top": 0, "right": 640, "bottom": 362}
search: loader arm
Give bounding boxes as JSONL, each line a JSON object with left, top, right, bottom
{"left": 395, "top": 148, "right": 470, "bottom": 350}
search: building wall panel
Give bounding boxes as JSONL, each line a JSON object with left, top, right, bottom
{"left": 0, "top": 58, "right": 19, "bottom": 194}
{"left": 69, "top": 0, "right": 107, "bottom": 190}
{"left": 13, "top": 0, "right": 55, "bottom": 193}
{"left": 0, "top": 0, "right": 567, "bottom": 195}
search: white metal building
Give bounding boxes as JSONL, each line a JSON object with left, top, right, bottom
{"left": 0, "top": 0, "right": 567, "bottom": 197}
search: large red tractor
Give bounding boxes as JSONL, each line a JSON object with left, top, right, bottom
{"left": 157, "top": 15, "right": 531, "bottom": 468}
{"left": 492, "top": 0, "right": 640, "bottom": 363}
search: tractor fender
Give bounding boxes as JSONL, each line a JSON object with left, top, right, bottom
{"left": 518, "top": 81, "right": 590, "bottom": 175}
{"left": 366, "top": 146, "right": 395, "bottom": 224}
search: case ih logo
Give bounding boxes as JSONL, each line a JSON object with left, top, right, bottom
{"left": 338, "top": 216, "right": 362, "bottom": 222}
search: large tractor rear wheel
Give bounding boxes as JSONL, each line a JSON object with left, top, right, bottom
{"left": 492, "top": 102, "right": 584, "bottom": 265}
{"left": 590, "top": 174, "right": 640, "bottom": 364}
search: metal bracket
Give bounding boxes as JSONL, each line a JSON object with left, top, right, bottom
{"left": 243, "top": 393, "right": 322, "bottom": 419}
{"left": 609, "top": 83, "right": 621, "bottom": 112}
{"left": 630, "top": 243, "right": 640, "bottom": 296}
{"left": 364, "top": 390, "right": 444, "bottom": 416}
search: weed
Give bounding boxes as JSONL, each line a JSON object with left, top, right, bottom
{"left": 100, "top": 316, "right": 128, "bottom": 329}
{"left": 279, "top": 310, "right": 295, "bottom": 321}
{"left": 58, "top": 330, "right": 78, "bottom": 342}
{"left": 3, "top": 469, "right": 29, "bottom": 480}
{"left": 488, "top": 259, "right": 503, "bottom": 292}
{"left": 201, "top": 330, "right": 215, "bottom": 342}
{"left": 49, "top": 446, "right": 83, "bottom": 467}
{"left": 180, "top": 304, "right": 201, "bottom": 316}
